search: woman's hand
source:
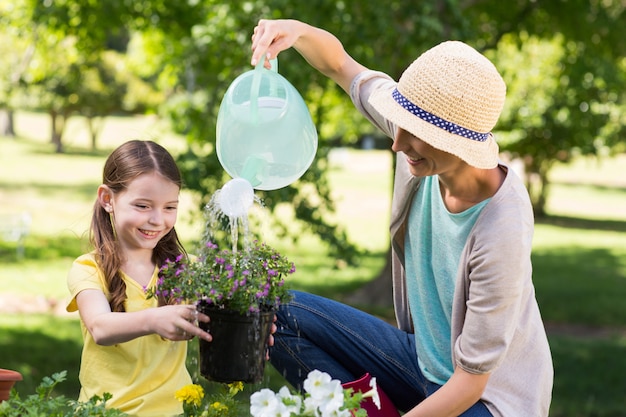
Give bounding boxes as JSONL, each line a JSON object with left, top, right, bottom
{"left": 250, "top": 18, "right": 367, "bottom": 93}
{"left": 251, "top": 19, "right": 303, "bottom": 68}
{"left": 266, "top": 313, "right": 278, "bottom": 360}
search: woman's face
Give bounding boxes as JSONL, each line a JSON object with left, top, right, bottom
{"left": 391, "top": 128, "right": 464, "bottom": 178}
{"left": 108, "top": 172, "right": 180, "bottom": 254}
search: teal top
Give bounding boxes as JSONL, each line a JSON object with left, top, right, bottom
{"left": 405, "top": 175, "right": 488, "bottom": 384}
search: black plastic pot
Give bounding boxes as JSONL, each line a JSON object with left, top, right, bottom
{"left": 197, "top": 304, "right": 274, "bottom": 383}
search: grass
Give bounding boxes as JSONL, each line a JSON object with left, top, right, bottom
{"left": 0, "top": 315, "right": 83, "bottom": 398}
{"left": 1, "top": 112, "right": 625, "bottom": 416}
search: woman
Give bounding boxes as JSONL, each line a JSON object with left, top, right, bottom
{"left": 251, "top": 19, "right": 553, "bottom": 417}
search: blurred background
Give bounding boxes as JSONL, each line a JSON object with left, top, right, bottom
{"left": 1, "top": 1, "right": 625, "bottom": 416}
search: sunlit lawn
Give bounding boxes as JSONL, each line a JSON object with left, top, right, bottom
{"left": 1, "top": 112, "right": 625, "bottom": 416}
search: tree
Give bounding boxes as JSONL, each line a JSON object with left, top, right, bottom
{"left": 477, "top": 1, "right": 626, "bottom": 215}
{"left": 141, "top": 0, "right": 468, "bottom": 266}
{"left": 494, "top": 32, "right": 626, "bottom": 214}
{"left": 5, "top": 0, "right": 194, "bottom": 151}
{"left": 4, "top": 0, "right": 625, "bottom": 304}
{"left": 0, "top": 1, "right": 37, "bottom": 137}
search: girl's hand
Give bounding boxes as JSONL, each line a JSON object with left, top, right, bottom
{"left": 77, "top": 289, "right": 212, "bottom": 345}
{"left": 155, "top": 304, "right": 212, "bottom": 342}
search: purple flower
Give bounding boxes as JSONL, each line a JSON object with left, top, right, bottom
{"left": 146, "top": 240, "right": 293, "bottom": 315}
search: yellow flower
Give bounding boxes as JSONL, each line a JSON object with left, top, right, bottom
{"left": 210, "top": 401, "right": 229, "bottom": 413}
{"left": 175, "top": 384, "right": 205, "bottom": 406}
{"left": 228, "top": 381, "right": 244, "bottom": 396}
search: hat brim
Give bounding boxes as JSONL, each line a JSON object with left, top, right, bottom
{"left": 368, "top": 84, "right": 499, "bottom": 169}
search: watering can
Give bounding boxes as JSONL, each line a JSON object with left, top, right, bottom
{"left": 216, "top": 58, "right": 318, "bottom": 192}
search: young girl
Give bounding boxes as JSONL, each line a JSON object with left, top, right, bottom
{"left": 66, "top": 140, "right": 212, "bottom": 416}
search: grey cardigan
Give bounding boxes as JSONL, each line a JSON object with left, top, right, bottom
{"left": 350, "top": 70, "right": 553, "bottom": 417}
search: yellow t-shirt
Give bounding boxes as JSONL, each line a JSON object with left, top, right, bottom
{"left": 67, "top": 253, "right": 191, "bottom": 417}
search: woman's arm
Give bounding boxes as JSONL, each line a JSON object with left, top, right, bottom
{"left": 251, "top": 19, "right": 367, "bottom": 93}
{"left": 405, "top": 367, "right": 490, "bottom": 417}
{"left": 76, "top": 289, "right": 212, "bottom": 346}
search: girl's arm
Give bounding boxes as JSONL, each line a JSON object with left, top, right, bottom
{"left": 76, "top": 289, "right": 212, "bottom": 346}
{"left": 251, "top": 19, "right": 368, "bottom": 94}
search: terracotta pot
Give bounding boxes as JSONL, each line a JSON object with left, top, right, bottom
{"left": 342, "top": 373, "right": 401, "bottom": 417}
{"left": 0, "top": 369, "right": 23, "bottom": 402}
{"left": 197, "top": 304, "right": 274, "bottom": 384}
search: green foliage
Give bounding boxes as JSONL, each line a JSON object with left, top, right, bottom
{"left": 4, "top": 0, "right": 625, "bottom": 243}
{"left": 0, "top": 371, "right": 127, "bottom": 417}
{"left": 494, "top": 32, "right": 626, "bottom": 214}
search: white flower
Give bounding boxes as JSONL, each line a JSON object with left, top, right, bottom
{"left": 368, "top": 376, "right": 382, "bottom": 409}
{"left": 318, "top": 380, "right": 345, "bottom": 416}
{"left": 321, "top": 408, "right": 351, "bottom": 417}
{"left": 302, "top": 396, "right": 319, "bottom": 415}
{"left": 277, "top": 385, "right": 303, "bottom": 414}
{"left": 358, "top": 376, "right": 382, "bottom": 410}
{"left": 302, "top": 370, "right": 346, "bottom": 416}
{"left": 250, "top": 388, "right": 280, "bottom": 417}
{"left": 303, "top": 369, "right": 334, "bottom": 398}
{"left": 274, "top": 402, "right": 293, "bottom": 417}
{"left": 250, "top": 369, "right": 372, "bottom": 417}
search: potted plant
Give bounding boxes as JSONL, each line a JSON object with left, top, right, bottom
{"left": 149, "top": 239, "right": 295, "bottom": 383}
{"left": 0, "top": 369, "right": 22, "bottom": 403}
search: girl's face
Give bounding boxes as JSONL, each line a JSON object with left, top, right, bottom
{"left": 391, "top": 128, "right": 464, "bottom": 178}
{"left": 105, "top": 172, "right": 180, "bottom": 254}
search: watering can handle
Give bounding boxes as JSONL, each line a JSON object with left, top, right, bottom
{"left": 250, "top": 53, "right": 278, "bottom": 121}
{"left": 255, "top": 52, "right": 278, "bottom": 72}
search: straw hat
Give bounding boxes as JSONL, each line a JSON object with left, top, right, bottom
{"left": 368, "top": 41, "right": 506, "bottom": 169}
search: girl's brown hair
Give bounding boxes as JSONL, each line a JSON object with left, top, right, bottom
{"left": 90, "top": 140, "right": 187, "bottom": 312}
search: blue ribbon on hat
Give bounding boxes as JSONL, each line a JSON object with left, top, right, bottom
{"left": 392, "top": 88, "right": 489, "bottom": 142}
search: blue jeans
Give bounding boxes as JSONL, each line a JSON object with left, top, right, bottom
{"left": 269, "top": 290, "right": 493, "bottom": 416}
